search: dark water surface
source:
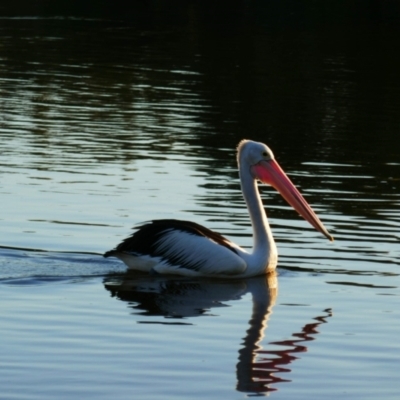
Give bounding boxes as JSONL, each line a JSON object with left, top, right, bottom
{"left": 1, "top": 3, "right": 400, "bottom": 399}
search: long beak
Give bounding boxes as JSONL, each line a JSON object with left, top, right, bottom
{"left": 251, "top": 159, "right": 334, "bottom": 241}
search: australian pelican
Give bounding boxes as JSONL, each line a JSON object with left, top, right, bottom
{"left": 104, "top": 140, "right": 333, "bottom": 277}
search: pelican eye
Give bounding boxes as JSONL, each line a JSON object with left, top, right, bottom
{"left": 262, "top": 151, "right": 268, "bottom": 157}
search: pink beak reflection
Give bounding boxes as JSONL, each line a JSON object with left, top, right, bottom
{"left": 251, "top": 159, "right": 334, "bottom": 241}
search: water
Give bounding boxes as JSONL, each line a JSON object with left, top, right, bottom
{"left": 1, "top": 4, "right": 400, "bottom": 399}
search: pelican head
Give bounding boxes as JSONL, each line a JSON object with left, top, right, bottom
{"left": 237, "top": 139, "right": 333, "bottom": 241}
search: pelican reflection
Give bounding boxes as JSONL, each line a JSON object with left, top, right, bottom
{"left": 103, "top": 271, "right": 331, "bottom": 394}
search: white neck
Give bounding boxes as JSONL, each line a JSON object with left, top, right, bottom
{"left": 239, "top": 164, "right": 278, "bottom": 274}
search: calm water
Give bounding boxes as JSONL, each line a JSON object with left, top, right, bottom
{"left": 1, "top": 5, "right": 400, "bottom": 399}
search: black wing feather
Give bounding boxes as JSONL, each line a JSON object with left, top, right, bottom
{"left": 103, "top": 219, "right": 238, "bottom": 258}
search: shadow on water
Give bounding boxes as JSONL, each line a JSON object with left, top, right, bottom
{"left": 104, "top": 269, "right": 332, "bottom": 394}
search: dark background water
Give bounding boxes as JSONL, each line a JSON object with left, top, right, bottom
{"left": 2, "top": 1, "right": 399, "bottom": 220}
{"left": 2, "top": 2, "right": 399, "bottom": 160}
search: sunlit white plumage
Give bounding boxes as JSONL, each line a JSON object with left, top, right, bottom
{"left": 104, "top": 140, "right": 333, "bottom": 277}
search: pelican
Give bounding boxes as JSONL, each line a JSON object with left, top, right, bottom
{"left": 104, "top": 139, "right": 333, "bottom": 277}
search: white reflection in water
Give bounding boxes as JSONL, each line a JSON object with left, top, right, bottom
{"left": 104, "top": 270, "right": 332, "bottom": 394}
